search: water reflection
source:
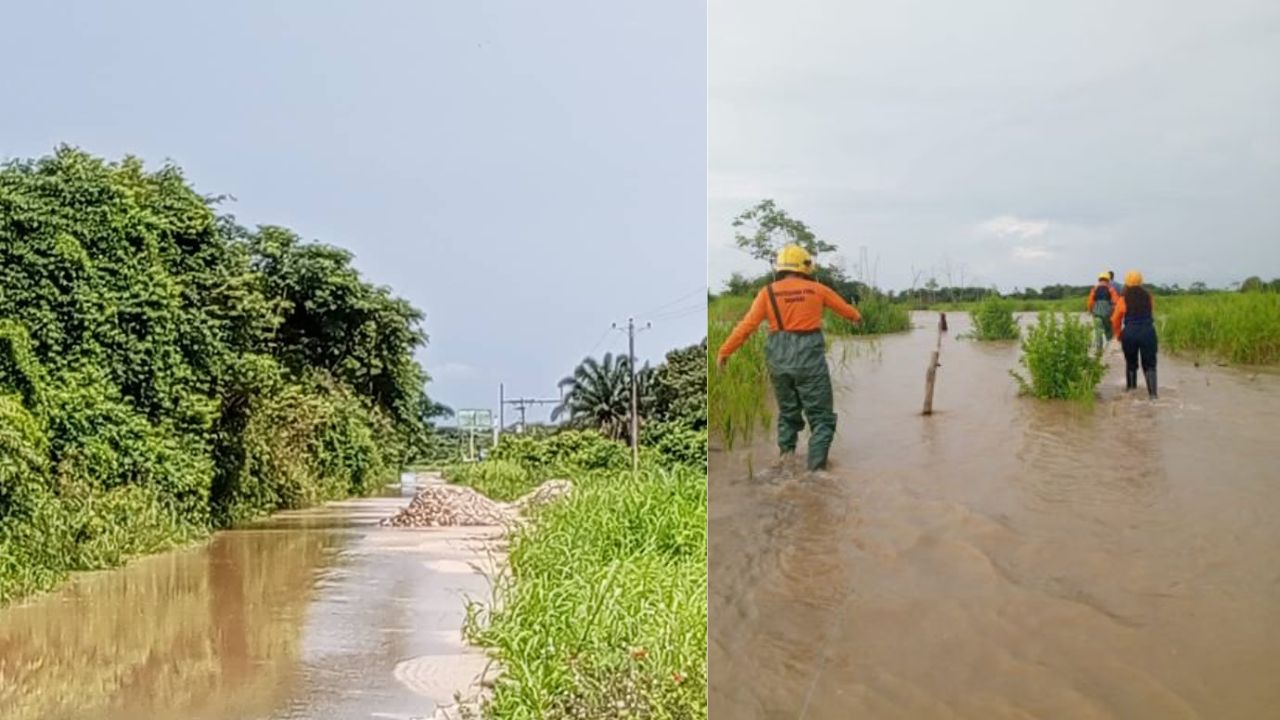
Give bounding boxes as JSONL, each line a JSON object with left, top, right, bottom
{"left": 0, "top": 526, "right": 340, "bottom": 720}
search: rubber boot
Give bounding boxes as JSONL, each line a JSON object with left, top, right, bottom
{"left": 1145, "top": 369, "right": 1158, "bottom": 399}
{"left": 1125, "top": 369, "right": 1138, "bottom": 391}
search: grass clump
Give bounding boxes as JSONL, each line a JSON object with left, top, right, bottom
{"left": 1011, "top": 312, "right": 1105, "bottom": 401}
{"left": 970, "top": 295, "right": 1021, "bottom": 340}
{"left": 825, "top": 293, "right": 910, "bottom": 335}
{"left": 1160, "top": 291, "right": 1280, "bottom": 365}
{"left": 464, "top": 462, "right": 707, "bottom": 720}
{"left": 707, "top": 313, "right": 770, "bottom": 449}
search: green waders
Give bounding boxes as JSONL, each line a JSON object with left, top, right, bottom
{"left": 765, "top": 330, "right": 836, "bottom": 471}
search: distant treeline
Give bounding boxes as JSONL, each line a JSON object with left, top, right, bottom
{"left": 715, "top": 271, "right": 1280, "bottom": 306}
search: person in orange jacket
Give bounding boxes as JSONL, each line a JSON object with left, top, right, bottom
{"left": 1111, "top": 270, "right": 1158, "bottom": 398}
{"left": 715, "top": 244, "right": 862, "bottom": 472}
{"left": 1086, "top": 271, "right": 1120, "bottom": 352}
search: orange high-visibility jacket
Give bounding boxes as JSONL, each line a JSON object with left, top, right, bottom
{"left": 1086, "top": 283, "right": 1119, "bottom": 313}
{"left": 716, "top": 277, "right": 862, "bottom": 361}
{"left": 1110, "top": 291, "right": 1155, "bottom": 339}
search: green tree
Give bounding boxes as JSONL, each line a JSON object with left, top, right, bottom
{"left": 0, "top": 147, "right": 443, "bottom": 602}
{"left": 552, "top": 353, "right": 653, "bottom": 441}
{"left": 732, "top": 199, "right": 837, "bottom": 267}
{"left": 1241, "top": 276, "right": 1265, "bottom": 293}
{"left": 652, "top": 340, "right": 708, "bottom": 429}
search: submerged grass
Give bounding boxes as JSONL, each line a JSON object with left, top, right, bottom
{"left": 464, "top": 463, "right": 707, "bottom": 719}
{"left": 707, "top": 316, "right": 770, "bottom": 450}
{"left": 1011, "top": 312, "right": 1105, "bottom": 402}
{"left": 1160, "top": 292, "right": 1280, "bottom": 365}
{"left": 969, "top": 295, "right": 1021, "bottom": 341}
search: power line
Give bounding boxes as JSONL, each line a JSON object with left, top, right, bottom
{"left": 648, "top": 302, "right": 706, "bottom": 321}
{"left": 634, "top": 286, "right": 706, "bottom": 320}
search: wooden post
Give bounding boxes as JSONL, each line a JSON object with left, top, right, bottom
{"left": 923, "top": 313, "right": 945, "bottom": 415}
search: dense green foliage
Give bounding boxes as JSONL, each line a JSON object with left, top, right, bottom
{"left": 465, "top": 456, "right": 706, "bottom": 719}
{"left": 1011, "top": 313, "right": 1105, "bottom": 401}
{"left": 1160, "top": 291, "right": 1280, "bottom": 365}
{"left": 0, "top": 148, "right": 438, "bottom": 604}
{"left": 970, "top": 295, "right": 1021, "bottom": 340}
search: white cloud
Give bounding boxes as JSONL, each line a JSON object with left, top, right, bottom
{"left": 978, "top": 215, "right": 1050, "bottom": 240}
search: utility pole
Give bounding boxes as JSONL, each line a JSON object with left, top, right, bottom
{"left": 502, "top": 396, "right": 558, "bottom": 434}
{"left": 612, "top": 317, "right": 651, "bottom": 472}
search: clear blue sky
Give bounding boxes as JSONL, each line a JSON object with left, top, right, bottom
{"left": 1, "top": 1, "right": 707, "bottom": 425}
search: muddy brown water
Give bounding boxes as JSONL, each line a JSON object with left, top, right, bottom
{"left": 0, "top": 480, "right": 492, "bottom": 720}
{"left": 710, "top": 312, "right": 1280, "bottom": 720}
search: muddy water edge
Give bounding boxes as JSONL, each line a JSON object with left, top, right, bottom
{"left": 0, "top": 476, "right": 495, "bottom": 720}
{"left": 710, "top": 311, "right": 1280, "bottom": 719}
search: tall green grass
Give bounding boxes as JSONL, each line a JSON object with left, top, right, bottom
{"left": 464, "top": 464, "right": 706, "bottom": 719}
{"left": 1160, "top": 292, "right": 1280, "bottom": 365}
{"left": 969, "top": 295, "right": 1021, "bottom": 340}
{"left": 444, "top": 460, "right": 537, "bottom": 502}
{"left": 1011, "top": 312, "right": 1105, "bottom": 401}
{"left": 707, "top": 316, "right": 771, "bottom": 450}
{"left": 825, "top": 294, "right": 911, "bottom": 335}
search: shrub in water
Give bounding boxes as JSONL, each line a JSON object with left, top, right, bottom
{"left": 970, "top": 295, "right": 1020, "bottom": 341}
{"left": 1011, "top": 312, "right": 1105, "bottom": 400}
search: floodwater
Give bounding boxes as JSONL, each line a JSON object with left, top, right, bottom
{"left": 710, "top": 312, "right": 1280, "bottom": 719}
{"left": 0, "top": 476, "right": 495, "bottom": 720}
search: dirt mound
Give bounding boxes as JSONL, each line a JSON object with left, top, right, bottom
{"left": 381, "top": 484, "right": 512, "bottom": 527}
{"left": 381, "top": 479, "right": 573, "bottom": 528}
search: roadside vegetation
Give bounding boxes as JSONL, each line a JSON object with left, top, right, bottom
{"left": 0, "top": 148, "right": 444, "bottom": 605}
{"left": 456, "top": 344, "right": 707, "bottom": 719}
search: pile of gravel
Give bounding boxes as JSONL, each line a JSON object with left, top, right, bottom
{"left": 381, "top": 479, "right": 572, "bottom": 528}
{"left": 510, "top": 479, "right": 573, "bottom": 513}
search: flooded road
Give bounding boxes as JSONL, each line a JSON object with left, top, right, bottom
{"left": 0, "top": 477, "right": 497, "bottom": 720}
{"left": 710, "top": 312, "right": 1280, "bottom": 719}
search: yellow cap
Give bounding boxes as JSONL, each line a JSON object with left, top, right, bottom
{"left": 774, "top": 244, "right": 814, "bottom": 275}
{"left": 1098, "top": 271, "right": 1110, "bottom": 281}
{"left": 1125, "top": 270, "right": 1143, "bottom": 286}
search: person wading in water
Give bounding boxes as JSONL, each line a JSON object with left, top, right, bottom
{"left": 715, "top": 244, "right": 862, "bottom": 472}
{"left": 1111, "top": 270, "right": 1159, "bottom": 399}
{"left": 1087, "top": 271, "right": 1120, "bottom": 352}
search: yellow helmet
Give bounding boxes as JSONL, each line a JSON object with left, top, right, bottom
{"left": 1124, "top": 270, "right": 1143, "bottom": 286}
{"left": 774, "top": 244, "right": 814, "bottom": 275}
{"left": 1098, "top": 271, "right": 1110, "bottom": 281}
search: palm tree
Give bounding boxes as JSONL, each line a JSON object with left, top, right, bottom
{"left": 552, "top": 352, "right": 654, "bottom": 441}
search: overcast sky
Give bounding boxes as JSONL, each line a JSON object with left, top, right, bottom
{"left": 710, "top": 0, "right": 1280, "bottom": 293}
{"left": 1, "top": 1, "right": 706, "bottom": 423}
